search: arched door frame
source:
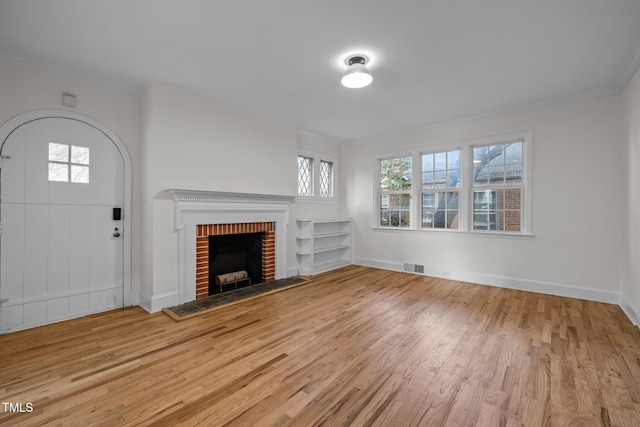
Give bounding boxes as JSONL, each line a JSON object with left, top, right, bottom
{"left": 0, "top": 110, "right": 133, "bottom": 307}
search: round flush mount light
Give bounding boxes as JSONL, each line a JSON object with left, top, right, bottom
{"left": 341, "top": 54, "right": 373, "bottom": 89}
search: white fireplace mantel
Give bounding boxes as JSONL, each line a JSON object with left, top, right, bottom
{"left": 169, "top": 189, "right": 296, "bottom": 208}
{"left": 169, "top": 189, "right": 295, "bottom": 304}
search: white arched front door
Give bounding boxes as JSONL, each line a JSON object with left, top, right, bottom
{"left": 0, "top": 113, "right": 130, "bottom": 333}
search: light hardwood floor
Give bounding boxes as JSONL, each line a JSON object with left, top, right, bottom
{"left": 1, "top": 265, "right": 640, "bottom": 426}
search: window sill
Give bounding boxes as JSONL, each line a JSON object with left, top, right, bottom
{"left": 371, "top": 226, "right": 534, "bottom": 239}
{"left": 296, "top": 196, "right": 338, "bottom": 204}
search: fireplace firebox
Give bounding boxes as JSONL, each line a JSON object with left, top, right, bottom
{"left": 208, "top": 232, "right": 264, "bottom": 294}
{"left": 195, "top": 222, "right": 276, "bottom": 299}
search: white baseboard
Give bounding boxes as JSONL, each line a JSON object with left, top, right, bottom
{"left": 620, "top": 293, "right": 640, "bottom": 326}
{"left": 138, "top": 290, "right": 179, "bottom": 313}
{"left": 128, "top": 292, "right": 140, "bottom": 306}
{"left": 353, "top": 257, "right": 635, "bottom": 326}
{"left": 353, "top": 257, "right": 403, "bottom": 273}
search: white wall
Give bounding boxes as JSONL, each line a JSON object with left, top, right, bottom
{"left": 343, "top": 96, "right": 623, "bottom": 302}
{"left": 0, "top": 56, "right": 143, "bottom": 299}
{"left": 2, "top": 55, "right": 635, "bottom": 324}
{"left": 621, "top": 66, "right": 640, "bottom": 323}
{"left": 289, "top": 131, "right": 343, "bottom": 272}
{"left": 139, "top": 83, "right": 299, "bottom": 308}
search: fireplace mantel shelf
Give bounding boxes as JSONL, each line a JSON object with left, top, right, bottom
{"left": 168, "top": 189, "right": 296, "bottom": 205}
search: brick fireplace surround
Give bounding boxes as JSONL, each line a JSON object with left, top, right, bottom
{"left": 170, "top": 189, "right": 294, "bottom": 306}
{"left": 196, "top": 222, "right": 275, "bottom": 299}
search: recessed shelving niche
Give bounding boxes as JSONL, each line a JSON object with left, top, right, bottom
{"left": 296, "top": 218, "right": 352, "bottom": 276}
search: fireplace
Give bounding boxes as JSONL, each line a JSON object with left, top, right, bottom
{"left": 196, "top": 222, "right": 275, "bottom": 299}
{"left": 170, "top": 189, "right": 294, "bottom": 306}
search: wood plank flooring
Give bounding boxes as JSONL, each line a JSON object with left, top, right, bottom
{"left": 2, "top": 265, "right": 640, "bottom": 426}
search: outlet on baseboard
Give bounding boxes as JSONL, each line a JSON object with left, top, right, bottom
{"left": 441, "top": 271, "right": 452, "bottom": 278}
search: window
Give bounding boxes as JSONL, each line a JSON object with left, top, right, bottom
{"left": 375, "top": 131, "right": 532, "bottom": 234}
{"left": 379, "top": 156, "right": 412, "bottom": 227}
{"left": 297, "top": 155, "right": 313, "bottom": 196}
{"left": 297, "top": 149, "right": 337, "bottom": 201}
{"left": 472, "top": 141, "right": 523, "bottom": 231}
{"left": 320, "top": 160, "right": 333, "bottom": 197}
{"left": 48, "top": 142, "right": 90, "bottom": 183}
{"left": 421, "top": 150, "right": 460, "bottom": 229}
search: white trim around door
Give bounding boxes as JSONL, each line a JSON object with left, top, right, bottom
{"left": 0, "top": 110, "right": 134, "bottom": 321}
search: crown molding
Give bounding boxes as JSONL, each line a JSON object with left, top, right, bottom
{"left": 0, "top": 50, "right": 140, "bottom": 94}
{"left": 617, "top": 39, "right": 640, "bottom": 93}
{"left": 346, "top": 86, "right": 620, "bottom": 145}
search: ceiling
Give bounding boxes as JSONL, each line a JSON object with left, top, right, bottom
{"left": 1, "top": 1, "right": 640, "bottom": 142}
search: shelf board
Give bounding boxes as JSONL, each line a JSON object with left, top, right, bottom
{"left": 314, "top": 231, "right": 350, "bottom": 238}
{"left": 314, "top": 244, "right": 350, "bottom": 254}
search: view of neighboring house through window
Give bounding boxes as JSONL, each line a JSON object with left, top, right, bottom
{"left": 472, "top": 141, "right": 523, "bottom": 231}
{"left": 375, "top": 131, "right": 531, "bottom": 234}
{"left": 48, "top": 142, "right": 90, "bottom": 183}
{"left": 297, "top": 155, "right": 312, "bottom": 196}
{"left": 379, "top": 156, "right": 412, "bottom": 227}
{"left": 421, "top": 150, "right": 460, "bottom": 229}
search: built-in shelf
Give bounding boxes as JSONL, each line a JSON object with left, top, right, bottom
{"left": 296, "top": 218, "right": 352, "bottom": 276}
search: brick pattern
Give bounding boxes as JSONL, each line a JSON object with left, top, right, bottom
{"left": 195, "top": 222, "right": 275, "bottom": 299}
{"left": 500, "top": 188, "right": 521, "bottom": 232}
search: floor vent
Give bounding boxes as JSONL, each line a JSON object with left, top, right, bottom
{"left": 403, "top": 263, "right": 425, "bottom": 274}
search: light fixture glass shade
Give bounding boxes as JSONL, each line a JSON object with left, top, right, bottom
{"left": 341, "top": 63, "right": 373, "bottom": 88}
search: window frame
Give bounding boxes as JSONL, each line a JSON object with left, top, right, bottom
{"left": 420, "top": 149, "right": 462, "bottom": 230}
{"left": 319, "top": 159, "right": 334, "bottom": 198}
{"left": 373, "top": 131, "right": 533, "bottom": 236}
{"left": 48, "top": 142, "right": 91, "bottom": 184}
{"left": 471, "top": 140, "right": 525, "bottom": 233}
{"left": 297, "top": 154, "right": 313, "bottom": 197}
{"left": 296, "top": 149, "right": 338, "bottom": 202}
{"left": 377, "top": 155, "right": 413, "bottom": 228}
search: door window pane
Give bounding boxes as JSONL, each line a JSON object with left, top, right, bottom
{"left": 48, "top": 142, "right": 90, "bottom": 184}
{"left": 71, "top": 145, "right": 90, "bottom": 165}
{"left": 48, "top": 162, "right": 68, "bottom": 182}
{"left": 48, "top": 143, "right": 68, "bottom": 162}
{"left": 71, "top": 165, "right": 90, "bottom": 183}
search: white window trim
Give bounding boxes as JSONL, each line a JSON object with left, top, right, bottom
{"left": 375, "top": 154, "right": 414, "bottom": 228}
{"left": 372, "top": 130, "right": 533, "bottom": 236}
{"left": 296, "top": 148, "right": 338, "bottom": 203}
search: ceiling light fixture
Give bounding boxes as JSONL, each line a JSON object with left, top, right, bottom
{"left": 341, "top": 55, "right": 372, "bottom": 89}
